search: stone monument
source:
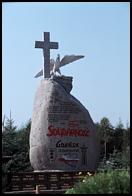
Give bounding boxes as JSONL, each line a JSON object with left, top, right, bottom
{"left": 29, "top": 32, "right": 99, "bottom": 171}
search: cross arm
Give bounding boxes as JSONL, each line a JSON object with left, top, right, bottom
{"left": 50, "top": 42, "right": 59, "bottom": 49}
{"left": 35, "top": 41, "right": 44, "bottom": 49}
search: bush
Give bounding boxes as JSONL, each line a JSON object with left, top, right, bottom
{"left": 65, "top": 170, "right": 130, "bottom": 194}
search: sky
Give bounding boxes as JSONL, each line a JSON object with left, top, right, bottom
{"left": 2, "top": 2, "right": 130, "bottom": 129}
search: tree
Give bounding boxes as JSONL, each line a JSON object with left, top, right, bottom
{"left": 121, "top": 125, "right": 130, "bottom": 168}
{"left": 2, "top": 115, "right": 17, "bottom": 156}
{"left": 114, "top": 118, "right": 125, "bottom": 152}
{"left": 99, "top": 117, "right": 114, "bottom": 160}
{"left": 116, "top": 118, "right": 124, "bottom": 129}
{"left": 2, "top": 118, "right": 33, "bottom": 191}
{"left": 2, "top": 114, "right": 18, "bottom": 191}
{"left": 7, "top": 119, "right": 33, "bottom": 172}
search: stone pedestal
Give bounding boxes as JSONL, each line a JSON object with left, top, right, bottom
{"left": 30, "top": 75, "right": 99, "bottom": 171}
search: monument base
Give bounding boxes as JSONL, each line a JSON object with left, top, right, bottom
{"left": 30, "top": 75, "right": 99, "bottom": 171}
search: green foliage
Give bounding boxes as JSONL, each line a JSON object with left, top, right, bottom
{"left": 6, "top": 119, "right": 33, "bottom": 172}
{"left": 99, "top": 117, "right": 114, "bottom": 141}
{"left": 2, "top": 117, "right": 17, "bottom": 156}
{"left": 2, "top": 118, "right": 33, "bottom": 191}
{"left": 95, "top": 116, "right": 130, "bottom": 161}
{"left": 98, "top": 148, "right": 130, "bottom": 170}
{"left": 116, "top": 118, "right": 124, "bottom": 129}
{"left": 65, "top": 170, "right": 130, "bottom": 194}
{"left": 4, "top": 117, "right": 17, "bottom": 132}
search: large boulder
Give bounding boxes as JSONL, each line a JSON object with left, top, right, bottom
{"left": 29, "top": 75, "right": 99, "bottom": 171}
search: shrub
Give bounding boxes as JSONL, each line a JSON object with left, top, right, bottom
{"left": 65, "top": 170, "right": 130, "bottom": 194}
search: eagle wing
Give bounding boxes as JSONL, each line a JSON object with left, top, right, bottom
{"left": 34, "top": 69, "right": 43, "bottom": 78}
{"left": 60, "top": 55, "right": 84, "bottom": 67}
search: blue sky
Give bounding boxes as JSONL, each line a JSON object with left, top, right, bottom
{"left": 2, "top": 2, "right": 130, "bottom": 128}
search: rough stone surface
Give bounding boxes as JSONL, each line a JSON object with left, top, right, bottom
{"left": 52, "top": 75, "right": 73, "bottom": 93}
{"left": 30, "top": 76, "right": 99, "bottom": 171}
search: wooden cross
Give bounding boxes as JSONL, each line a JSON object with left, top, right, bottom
{"left": 35, "top": 32, "right": 58, "bottom": 78}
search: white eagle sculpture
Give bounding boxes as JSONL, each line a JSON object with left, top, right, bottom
{"left": 34, "top": 54, "right": 84, "bottom": 78}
